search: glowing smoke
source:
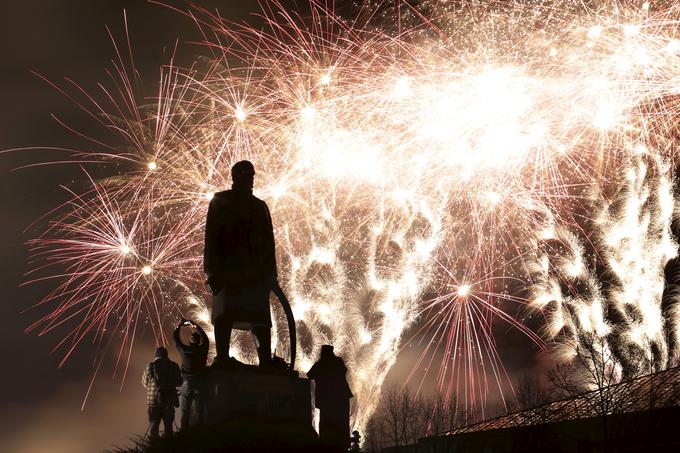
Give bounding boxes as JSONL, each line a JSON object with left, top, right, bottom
{"left": 22, "top": 0, "right": 680, "bottom": 428}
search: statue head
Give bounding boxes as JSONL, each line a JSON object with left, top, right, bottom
{"left": 320, "top": 344, "right": 334, "bottom": 357}
{"left": 231, "top": 160, "right": 255, "bottom": 192}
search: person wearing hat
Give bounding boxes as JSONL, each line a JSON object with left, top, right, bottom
{"left": 307, "top": 345, "right": 354, "bottom": 453}
{"left": 141, "top": 346, "right": 182, "bottom": 441}
{"left": 203, "top": 160, "right": 278, "bottom": 367}
{"left": 173, "top": 318, "right": 209, "bottom": 430}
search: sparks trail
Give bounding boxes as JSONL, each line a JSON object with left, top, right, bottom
{"left": 19, "top": 0, "right": 680, "bottom": 428}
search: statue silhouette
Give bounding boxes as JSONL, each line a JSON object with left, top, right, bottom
{"left": 308, "top": 345, "right": 353, "bottom": 453}
{"left": 204, "top": 160, "right": 277, "bottom": 367}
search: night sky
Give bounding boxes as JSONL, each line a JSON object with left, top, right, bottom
{"left": 0, "top": 2, "right": 541, "bottom": 451}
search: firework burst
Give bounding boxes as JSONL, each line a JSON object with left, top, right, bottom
{"left": 19, "top": 0, "right": 680, "bottom": 429}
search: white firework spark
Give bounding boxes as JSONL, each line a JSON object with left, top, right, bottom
{"left": 18, "top": 0, "right": 680, "bottom": 429}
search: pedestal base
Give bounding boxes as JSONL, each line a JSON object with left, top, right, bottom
{"left": 204, "top": 366, "right": 313, "bottom": 427}
{"left": 176, "top": 365, "right": 318, "bottom": 451}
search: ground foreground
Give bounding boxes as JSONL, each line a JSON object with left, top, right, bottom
{"left": 109, "top": 419, "right": 320, "bottom": 453}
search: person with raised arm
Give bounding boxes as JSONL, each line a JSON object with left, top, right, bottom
{"left": 173, "top": 318, "right": 209, "bottom": 430}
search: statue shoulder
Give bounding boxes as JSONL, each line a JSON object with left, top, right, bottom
{"left": 213, "top": 190, "right": 231, "bottom": 200}
{"left": 252, "top": 195, "right": 270, "bottom": 211}
{"left": 209, "top": 190, "right": 232, "bottom": 207}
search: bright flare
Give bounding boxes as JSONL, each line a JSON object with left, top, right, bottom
{"left": 24, "top": 0, "right": 680, "bottom": 430}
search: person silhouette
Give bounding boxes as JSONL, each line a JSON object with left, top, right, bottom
{"left": 173, "top": 319, "right": 209, "bottom": 430}
{"left": 204, "top": 160, "right": 278, "bottom": 367}
{"left": 350, "top": 430, "right": 361, "bottom": 452}
{"left": 308, "top": 345, "right": 353, "bottom": 453}
{"left": 142, "top": 346, "right": 182, "bottom": 441}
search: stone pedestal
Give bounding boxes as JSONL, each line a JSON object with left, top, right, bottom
{"left": 203, "top": 366, "right": 313, "bottom": 427}
{"left": 180, "top": 365, "right": 318, "bottom": 451}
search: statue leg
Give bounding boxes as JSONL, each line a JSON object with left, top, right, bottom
{"left": 214, "top": 316, "right": 233, "bottom": 362}
{"left": 252, "top": 326, "right": 271, "bottom": 365}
